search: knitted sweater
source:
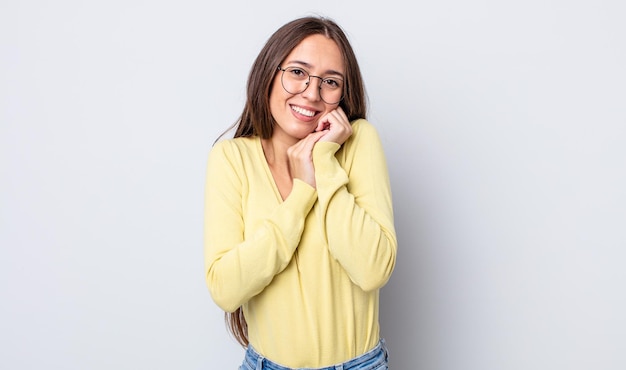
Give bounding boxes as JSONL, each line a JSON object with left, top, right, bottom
{"left": 204, "top": 119, "right": 397, "bottom": 368}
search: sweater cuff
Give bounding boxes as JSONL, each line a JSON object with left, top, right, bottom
{"left": 282, "top": 178, "right": 317, "bottom": 214}
{"left": 312, "top": 142, "right": 341, "bottom": 168}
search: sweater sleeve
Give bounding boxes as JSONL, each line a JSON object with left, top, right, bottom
{"left": 313, "top": 119, "right": 397, "bottom": 292}
{"left": 204, "top": 140, "right": 317, "bottom": 312}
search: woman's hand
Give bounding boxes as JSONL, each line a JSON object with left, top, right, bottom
{"left": 287, "top": 130, "right": 327, "bottom": 188}
{"left": 315, "top": 107, "right": 352, "bottom": 145}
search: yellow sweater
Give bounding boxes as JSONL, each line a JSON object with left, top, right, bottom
{"left": 204, "top": 119, "right": 397, "bottom": 368}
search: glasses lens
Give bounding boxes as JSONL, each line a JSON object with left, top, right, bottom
{"left": 281, "top": 67, "right": 308, "bottom": 94}
{"left": 319, "top": 78, "right": 343, "bottom": 104}
{"left": 281, "top": 67, "right": 343, "bottom": 104}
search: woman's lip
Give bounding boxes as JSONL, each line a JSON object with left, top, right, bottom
{"left": 290, "top": 104, "right": 319, "bottom": 121}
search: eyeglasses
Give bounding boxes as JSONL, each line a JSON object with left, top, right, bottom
{"left": 277, "top": 66, "right": 344, "bottom": 104}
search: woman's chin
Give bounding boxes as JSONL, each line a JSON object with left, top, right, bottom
{"left": 284, "top": 123, "right": 317, "bottom": 140}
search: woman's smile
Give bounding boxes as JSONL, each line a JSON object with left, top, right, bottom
{"left": 290, "top": 104, "right": 319, "bottom": 120}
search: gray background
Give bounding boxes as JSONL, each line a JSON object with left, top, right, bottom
{"left": 1, "top": 1, "right": 625, "bottom": 369}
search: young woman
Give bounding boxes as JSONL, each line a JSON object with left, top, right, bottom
{"left": 204, "top": 16, "right": 397, "bottom": 369}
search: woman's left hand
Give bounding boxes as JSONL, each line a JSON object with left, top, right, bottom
{"left": 315, "top": 107, "right": 352, "bottom": 145}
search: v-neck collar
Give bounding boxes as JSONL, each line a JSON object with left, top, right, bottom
{"left": 255, "top": 136, "right": 286, "bottom": 203}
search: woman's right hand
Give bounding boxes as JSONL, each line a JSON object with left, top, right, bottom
{"left": 287, "top": 131, "right": 327, "bottom": 188}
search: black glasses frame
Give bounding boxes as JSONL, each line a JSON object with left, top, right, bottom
{"left": 277, "top": 66, "right": 344, "bottom": 104}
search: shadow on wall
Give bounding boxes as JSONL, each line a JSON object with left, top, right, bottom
{"left": 379, "top": 153, "right": 443, "bottom": 369}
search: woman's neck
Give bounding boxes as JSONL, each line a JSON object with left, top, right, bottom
{"left": 261, "top": 136, "right": 296, "bottom": 201}
{"left": 261, "top": 135, "right": 294, "bottom": 169}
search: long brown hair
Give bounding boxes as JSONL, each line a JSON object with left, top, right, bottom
{"left": 224, "top": 15, "right": 368, "bottom": 347}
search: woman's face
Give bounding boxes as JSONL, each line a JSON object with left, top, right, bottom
{"left": 269, "top": 34, "right": 345, "bottom": 143}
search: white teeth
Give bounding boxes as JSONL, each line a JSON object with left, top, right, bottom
{"left": 291, "top": 105, "right": 315, "bottom": 117}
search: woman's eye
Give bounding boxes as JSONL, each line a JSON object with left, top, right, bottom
{"left": 289, "top": 68, "right": 306, "bottom": 77}
{"left": 323, "top": 78, "right": 340, "bottom": 88}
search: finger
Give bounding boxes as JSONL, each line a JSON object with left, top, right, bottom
{"left": 316, "top": 106, "right": 347, "bottom": 132}
{"left": 328, "top": 108, "right": 350, "bottom": 127}
{"left": 289, "top": 131, "right": 326, "bottom": 157}
{"left": 333, "top": 107, "right": 349, "bottom": 124}
{"left": 322, "top": 108, "right": 350, "bottom": 130}
{"left": 300, "top": 130, "right": 327, "bottom": 151}
{"left": 315, "top": 116, "right": 331, "bottom": 132}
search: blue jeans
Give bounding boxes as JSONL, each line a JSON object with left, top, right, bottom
{"left": 239, "top": 339, "right": 389, "bottom": 370}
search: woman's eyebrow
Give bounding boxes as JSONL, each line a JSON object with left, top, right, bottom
{"left": 285, "top": 60, "right": 345, "bottom": 78}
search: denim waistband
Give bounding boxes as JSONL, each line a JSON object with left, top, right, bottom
{"left": 242, "top": 339, "right": 388, "bottom": 370}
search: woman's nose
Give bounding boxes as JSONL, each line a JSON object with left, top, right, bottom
{"left": 301, "top": 77, "right": 323, "bottom": 101}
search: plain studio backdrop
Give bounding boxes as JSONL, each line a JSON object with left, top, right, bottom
{"left": 1, "top": 1, "right": 625, "bottom": 369}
